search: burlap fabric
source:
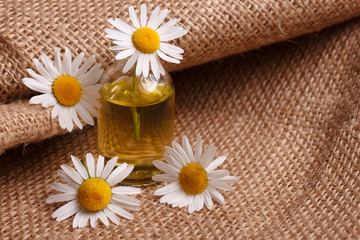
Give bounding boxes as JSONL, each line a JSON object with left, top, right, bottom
{"left": 1, "top": 0, "right": 360, "bottom": 154}
{"left": 1, "top": 11, "right": 360, "bottom": 238}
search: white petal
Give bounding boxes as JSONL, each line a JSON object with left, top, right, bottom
{"left": 188, "top": 198, "right": 196, "bottom": 214}
{"left": 219, "top": 175, "right": 238, "bottom": 183}
{"left": 178, "top": 194, "right": 193, "bottom": 208}
{"left": 151, "top": 9, "right": 168, "bottom": 29}
{"left": 157, "top": 50, "right": 180, "bottom": 64}
{"left": 195, "top": 134, "right": 202, "bottom": 162}
{"left": 112, "top": 194, "right": 141, "bottom": 206}
{"left": 54, "top": 47, "right": 63, "bottom": 75}
{"left": 72, "top": 210, "right": 82, "bottom": 228}
{"left": 153, "top": 160, "right": 179, "bottom": 176}
{"left": 171, "top": 191, "right": 187, "bottom": 208}
{"left": 195, "top": 194, "right": 204, "bottom": 211}
{"left": 74, "top": 103, "right": 94, "bottom": 126}
{"left": 75, "top": 55, "right": 95, "bottom": 79}
{"left": 81, "top": 94, "right": 101, "bottom": 109}
{"left": 152, "top": 173, "right": 177, "bottom": 182}
{"left": 69, "top": 107, "right": 83, "bottom": 129}
{"left": 78, "top": 63, "right": 103, "bottom": 86}
{"left": 159, "top": 44, "right": 183, "bottom": 60}
{"left": 149, "top": 54, "right": 160, "bottom": 79}
{"left": 107, "top": 164, "right": 134, "bottom": 186}
{"left": 109, "top": 45, "right": 132, "bottom": 51}
{"left": 33, "top": 58, "right": 54, "bottom": 82}
{"left": 41, "top": 54, "right": 59, "bottom": 78}
{"left": 63, "top": 107, "right": 74, "bottom": 132}
{"left": 51, "top": 103, "right": 61, "bottom": 119}
{"left": 101, "top": 156, "right": 118, "bottom": 179}
{"left": 203, "top": 190, "right": 213, "bottom": 210}
{"left": 56, "top": 202, "right": 81, "bottom": 222}
{"left": 22, "top": 78, "right": 51, "bottom": 94}
{"left": 80, "top": 99, "right": 101, "bottom": 118}
{"left": 90, "top": 214, "right": 97, "bottom": 228}
{"left": 98, "top": 210, "right": 110, "bottom": 227}
{"left": 199, "top": 144, "right": 216, "bottom": 169}
{"left": 122, "top": 50, "right": 140, "bottom": 73}
{"left": 142, "top": 54, "right": 150, "bottom": 78}
{"left": 182, "top": 136, "right": 194, "bottom": 163}
{"left": 206, "top": 156, "right": 226, "bottom": 172}
{"left": 29, "top": 93, "right": 57, "bottom": 107}
{"left": 160, "top": 189, "right": 186, "bottom": 204}
{"left": 50, "top": 182, "right": 77, "bottom": 193}
{"left": 115, "top": 48, "right": 136, "bottom": 60}
{"left": 57, "top": 170, "right": 80, "bottom": 189}
{"left": 172, "top": 141, "right": 190, "bottom": 164}
{"left": 129, "top": 6, "right": 140, "bottom": 28}
{"left": 160, "top": 28, "right": 188, "bottom": 41}
{"left": 103, "top": 207, "right": 120, "bottom": 225}
{"left": 140, "top": 4, "right": 147, "bottom": 27}
{"left": 146, "top": 6, "right": 160, "bottom": 28}
{"left": 155, "top": 55, "right": 165, "bottom": 75}
{"left": 164, "top": 152, "right": 182, "bottom": 170}
{"left": 105, "top": 28, "right": 131, "bottom": 40}
{"left": 165, "top": 146, "right": 186, "bottom": 167}
{"left": 71, "top": 155, "right": 88, "bottom": 180}
{"left": 86, "top": 153, "right": 96, "bottom": 178}
{"left": 26, "top": 69, "right": 52, "bottom": 85}
{"left": 63, "top": 47, "right": 72, "bottom": 75}
{"left": 57, "top": 107, "right": 67, "bottom": 129}
{"left": 209, "top": 180, "right": 232, "bottom": 191}
{"left": 96, "top": 155, "right": 105, "bottom": 177}
{"left": 208, "top": 170, "right": 229, "bottom": 179}
{"left": 109, "top": 19, "right": 135, "bottom": 35}
{"left": 156, "top": 18, "right": 178, "bottom": 34}
{"left": 207, "top": 186, "right": 225, "bottom": 204}
{"left": 52, "top": 199, "right": 79, "bottom": 219}
{"left": 78, "top": 211, "right": 90, "bottom": 228}
{"left": 71, "top": 52, "right": 85, "bottom": 76}
{"left": 107, "top": 203, "right": 134, "bottom": 220}
{"left": 46, "top": 193, "right": 77, "bottom": 203}
{"left": 112, "top": 186, "right": 141, "bottom": 195}
{"left": 61, "top": 164, "right": 83, "bottom": 185}
{"left": 160, "top": 42, "right": 184, "bottom": 54}
{"left": 154, "top": 182, "right": 180, "bottom": 196}
{"left": 136, "top": 53, "right": 145, "bottom": 76}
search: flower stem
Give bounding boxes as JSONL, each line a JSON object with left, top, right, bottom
{"left": 131, "top": 66, "right": 140, "bottom": 140}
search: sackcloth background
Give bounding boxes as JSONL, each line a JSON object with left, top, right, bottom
{"left": 1, "top": 0, "right": 360, "bottom": 239}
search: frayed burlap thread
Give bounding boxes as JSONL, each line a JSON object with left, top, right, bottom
{"left": 0, "top": 17, "right": 359, "bottom": 239}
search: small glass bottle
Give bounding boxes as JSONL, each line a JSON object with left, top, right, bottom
{"left": 97, "top": 60, "right": 175, "bottom": 186}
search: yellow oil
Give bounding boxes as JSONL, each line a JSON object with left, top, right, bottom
{"left": 97, "top": 76, "right": 175, "bottom": 186}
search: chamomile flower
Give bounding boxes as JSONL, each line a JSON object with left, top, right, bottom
{"left": 152, "top": 135, "right": 238, "bottom": 214}
{"left": 105, "top": 4, "right": 188, "bottom": 80}
{"left": 22, "top": 47, "right": 103, "bottom": 132}
{"left": 46, "top": 153, "right": 142, "bottom": 228}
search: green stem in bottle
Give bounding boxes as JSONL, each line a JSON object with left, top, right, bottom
{"left": 131, "top": 65, "right": 140, "bottom": 140}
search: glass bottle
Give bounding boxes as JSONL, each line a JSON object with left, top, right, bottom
{"left": 97, "top": 60, "right": 175, "bottom": 186}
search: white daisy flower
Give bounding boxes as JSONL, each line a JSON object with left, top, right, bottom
{"left": 105, "top": 4, "right": 188, "bottom": 80}
{"left": 22, "top": 47, "right": 104, "bottom": 132}
{"left": 46, "top": 153, "right": 142, "bottom": 228}
{"left": 152, "top": 135, "right": 238, "bottom": 214}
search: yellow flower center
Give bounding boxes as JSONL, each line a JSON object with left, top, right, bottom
{"left": 178, "top": 163, "right": 208, "bottom": 195}
{"left": 77, "top": 178, "right": 112, "bottom": 211}
{"left": 52, "top": 75, "right": 82, "bottom": 106}
{"left": 132, "top": 27, "right": 160, "bottom": 54}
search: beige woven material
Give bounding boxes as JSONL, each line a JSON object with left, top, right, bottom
{"left": 1, "top": 0, "right": 360, "bottom": 153}
{"left": 1, "top": 15, "right": 360, "bottom": 238}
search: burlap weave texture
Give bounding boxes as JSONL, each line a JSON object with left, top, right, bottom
{"left": 2, "top": 0, "right": 360, "bottom": 154}
{"left": 1, "top": 15, "right": 360, "bottom": 239}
